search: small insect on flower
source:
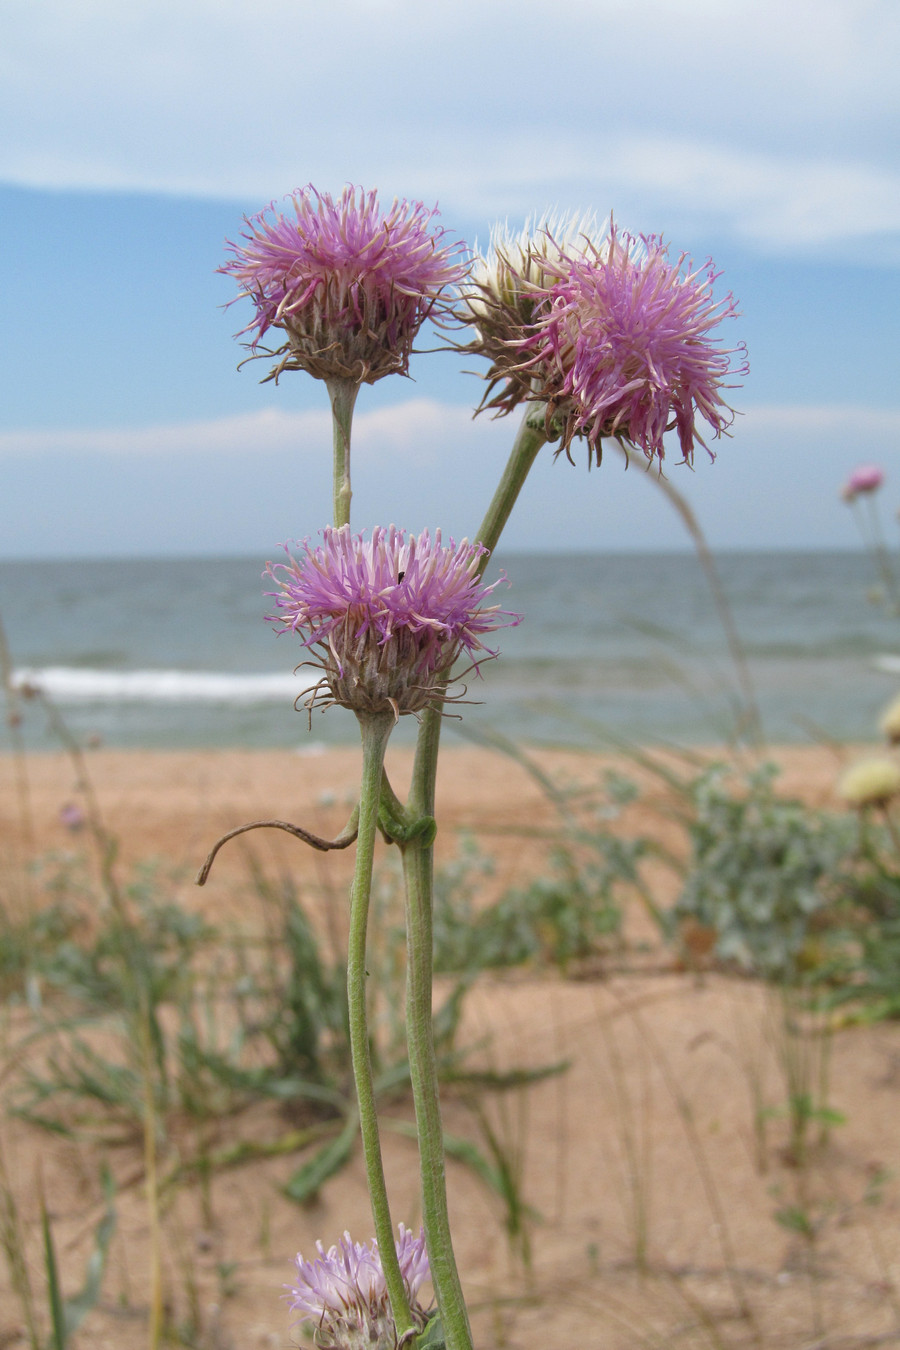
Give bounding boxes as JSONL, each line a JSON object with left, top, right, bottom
{"left": 266, "top": 525, "right": 520, "bottom": 721}
{"left": 286, "top": 1226, "right": 432, "bottom": 1350}
{"left": 221, "top": 185, "right": 469, "bottom": 386}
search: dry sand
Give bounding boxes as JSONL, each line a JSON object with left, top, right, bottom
{"left": 2, "top": 742, "right": 900, "bottom": 1349}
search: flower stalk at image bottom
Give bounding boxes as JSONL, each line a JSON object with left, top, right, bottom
{"left": 266, "top": 526, "right": 519, "bottom": 1348}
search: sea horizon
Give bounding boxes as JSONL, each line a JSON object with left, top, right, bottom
{"left": 3, "top": 547, "right": 899, "bottom": 752}
{"left": 0, "top": 542, "right": 879, "bottom": 566}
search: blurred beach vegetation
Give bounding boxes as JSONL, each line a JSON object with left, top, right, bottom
{"left": 5, "top": 608, "right": 900, "bottom": 1346}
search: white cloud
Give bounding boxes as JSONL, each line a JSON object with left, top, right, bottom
{"left": 0, "top": 399, "right": 505, "bottom": 462}
{"left": 1, "top": 0, "right": 898, "bottom": 255}
{"left": 0, "top": 408, "right": 331, "bottom": 457}
{"left": 602, "top": 140, "right": 900, "bottom": 250}
{"left": 3, "top": 399, "right": 898, "bottom": 463}
{"left": 740, "top": 405, "right": 900, "bottom": 439}
{"left": 3, "top": 393, "right": 895, "bottom": 556}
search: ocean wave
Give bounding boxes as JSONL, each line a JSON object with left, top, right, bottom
{"left": 11, "top": 667, "right": 312, "bottom": 704}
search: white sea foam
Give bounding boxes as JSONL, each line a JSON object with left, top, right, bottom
{"left": 12, "top": 667, "right": 312, "bottom": 704}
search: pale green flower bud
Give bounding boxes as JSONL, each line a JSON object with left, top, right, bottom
{"left": 838, "top": 757, "right": 900, "bottom": 809}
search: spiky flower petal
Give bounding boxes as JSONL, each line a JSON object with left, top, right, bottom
{"left": 525, "top": 229, "right": 745, "bottom": 465}
{"left": 464, "top": 209, "right": 609, "bottom": 321}
{"left": 221, "top": 186, "right": 468, "bottom": 385}
{"left": 459, "top": 210, "right": 610, "bottom": 414}
{"left": 287, "top": 1226, "right": 432, "bottom": 1350}
{"left": 267, "top": 525, "right": 519, "bottom": 718}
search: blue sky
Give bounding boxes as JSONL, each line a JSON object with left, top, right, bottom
{"left": 2, "top": 0, "right": 899, "bottom": 558}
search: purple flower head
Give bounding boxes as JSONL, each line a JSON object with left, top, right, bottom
{"left": 221, "top": 186, "right": 469, "bottom": 386}
{"left": 465, "top": 220, "right": 746, "bottom": 468}
{"left": 287, "top": 1226, "right": 431, "bottom": 1350}
{"left": 842, "top": 464, "right": 884, "bottom": 502}
{"left": 267, "top": 525, "right": 520, "bottom": 719}
{"left": 523, "top": 227, "right": 747, "bottom": 466}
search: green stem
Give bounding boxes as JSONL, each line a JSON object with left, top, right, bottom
{"left": 863, "top": 495, "right": 900, "bottom": 616}
{"left": 350, "top": 711, "right": 414, "bottom": 1338}
{"left": 409, "top": 406, "right": 547, "bottom": 814}
{"left": 402, "top": 841, "right": 473, "bottom": 1350}
{"left": 138, "top": 997, "right": 163, "bottom": 1350}
{"left": 473, "top": 407, "right": 548, "bottom": 567}
{"left": 401, "top": 407, "right": 547, "bottom": 1350}
{"left": 326, "top": 377, "right": 360, "bottom": 528}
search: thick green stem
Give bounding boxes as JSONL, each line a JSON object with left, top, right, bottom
{"left": 350, "top": 712, "right": 414, "bottom": 1338}
{"left": 326, "top": 377, "right": 360, "bottom": 528}
{"left": 402, "top": 841, "right": 473, "bottom": 1350}
{"left": 401, "top": 407, "right": 547, "bottom": 1350}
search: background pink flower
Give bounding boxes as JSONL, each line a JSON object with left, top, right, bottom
{"left": 842, "top": 464, "right": 884, "bottom": 501}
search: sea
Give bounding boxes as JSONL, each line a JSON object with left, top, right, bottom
{"left": 2, "top": 550, "right": 900, "bottom": 753}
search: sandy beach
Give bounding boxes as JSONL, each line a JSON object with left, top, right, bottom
{"left": 3, "top": 741, "right": 900, "bottom": 1349}
{"left": 0, "top": 739, "right": 858, "bottom": 895}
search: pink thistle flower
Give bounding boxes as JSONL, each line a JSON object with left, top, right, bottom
{"left": 464, "top": 221, "right": 746, "bottom": 468}
{"left": 287, "top": 1226, "right": 432, "bottom": 1350}
{"left": 842, "top": 464, "right": 884, "bottom": 502}
{"left": 221, "top": 186, "right": 469, "bottom": 385}
{"left": 266, "top": 525, "right": 520, "bottom": 719}
{"left": 523, "top": 228, "right": 747, "bottom": 466}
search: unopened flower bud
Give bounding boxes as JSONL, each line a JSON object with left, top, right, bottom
{"left": 838, "top": 757, "right": 900, "bottom": 809}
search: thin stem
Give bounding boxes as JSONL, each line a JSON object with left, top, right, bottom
{"left": 474, "top": 408, "right": 548, "bottom": 567}
{"left": 32, "top": 688, "right": 123, "bottom": 910}
{"left": 863, "top": 495, "right": 900, "bottom": 615}
{"left": 0, "top": 1125, "right": 38, "bottom": 1350}
{"left": 195, "top": 808, "right": 359, "bottom": 885}
{"left": 350, "top": 712, "right": 415, "bottom": 1338}
{"left": 138, "top": 999, "right": 163, "bottom": 1350}
{"left": 623, "top": 445, "right": 764, "bottom": 749}
{"left": 409, "top": 406, "right": 547, "bottom": 817}
{"left": 879, "top": 802, "right": 900, "bottom": 856}
{"left": 326, "top": 377, "right": 360, "bottom": 528}
{"left": 402, "top": 841, "right": 474, "bottom": 1350}
{"left": 401, "top": 407, "right": 547, "bottom": 1350}
{"left": 0, "top": 608, "right": 36, "bottom": 858}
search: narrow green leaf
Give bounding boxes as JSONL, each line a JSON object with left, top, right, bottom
{"left": 417, "top": 1313, "right": 446, "bottom": 1348}
{"left": 283, "top": 1115, "right": 358, "bottom": 1203}
{"left": 40, "top": 1195, "right": 66, "bottom": 1350}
